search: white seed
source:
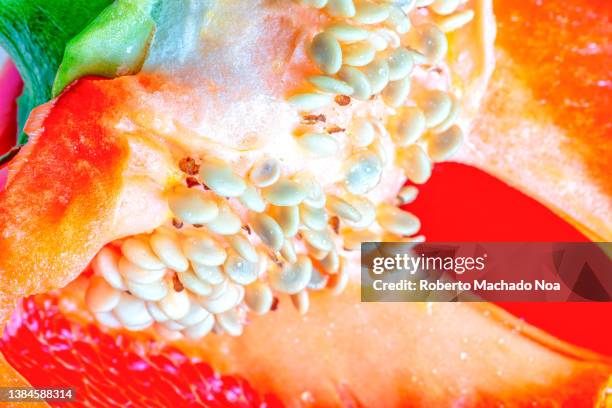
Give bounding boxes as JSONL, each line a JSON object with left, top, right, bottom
{"left": 245, "top": 282, "right": 274, "bottom": 315}
{"left": 397, "top": 185, "right": 419, "bottom": 204}
{"left": 192, "top": 263, "right": 225, "bottom": 285}
{"left": 125, "top": 322, "right": 152, "bottom": 332}
{"left": 85, "top": 276, "right": 120, "bottom": 313}
{"left": 300, "top": 204, "right": 328, "bottom": 231}
{"left": 368, "top": 32, "right": 388, "bottom": 52}
{"left": 427, "top": 124, "right": 464, "bottom": 162}
{"left": 288, "top": 93, "right": 333, "bottom": 111}
{"left": 328, "top": 266, "right": 349, "bottom": 295}
{"left": 308, "top": 268, "right": 329, "bottom": 290}
{"left": 308, "top": 75, "right": 354, "bottom": 95}
{"left": 224, "top": 251, "right": 258, "bottom": 285}
{"left": 92, "top": 247, "right": 126, "bottom": 290}
{"left": 177, "top": 270, "right": 213, "bottom": 296}
{"left": 387, "top": 48, "right": 414, "bottom": 81}
{"left": 95, "top": 312, "right": 122, "bottom": 329}
{"left": 155, "top": 323, "right": 183, "bottom": 341}
{"left": 251, "top": 213, "right": 284, "bottom": 251}
{"left": 430, "top": 0, "right": 459, "bottom": 15}
{"left": 199, "top": 162, "right": 246, "bottom": 197}
{"left": 121, "top": 237, "right": 166, "bottom": 270}
{"left": 419, "top": 89, "right": 452, "bottom": 128}
{"left": 310, "top": 32, "right": 343, "bottom": 74}
{"left": 298, "top": 133, "right": 340, "bottom": 157}
{"left": 205, "top": 203, "right": 242, "bottom": 235}
{"left": 377, "top": 204, "right": 421, "bottom": 235}
{"left": 342, "top": 41, "right": 376, "bottom": 67}
{"left": 162, "top": 320, "right": 186, "bottom": 331}
{"left": 385, "top": 5, "right": 411, "bottom": 34}
{"left": 249, "top": 158, "right": 281, "bottom": 188}
{"left": 325, "top": 23, "right": 369, "bottom": 42}
{"left": 158, "top": 288, "right": 191, "bottom": 320}
{"left": 291, "top": 290, "right": 310, "bottom": 315}
{"left": 150, "top": 232, "right": 189, "bottom": 272}
{"left": 399, "top": 144, "right": 432, "bottom": 184}
{"left": 354, "top": 1, "right": 390, "bottom": 24}
{"left": 350, "top": 119, "right": 376, "bottom": 147}
{"left": 216, "top": 309, "right": 243, "bottom": 337}
{"left": 239, "top": 184, "right": 266, "bottom": 213}
{"left": 118, "top": 257, "right": 166, "bottom": 284}
{"left": 300, "top": 0, "right": 328, "bottom": 7}
{"left": 413, "top": 23, "right": 447, "bottom": 64}
{"left": 327, "top": 195, "right": 361, "bottom": 222}
{"left": 146, "top": 301, "right": 169, "bottom": 322}
{"left": 200, "top": 283, "right": 242, "bottom": 314}
{"left": 321, "top": 250, "right": 340, "bottom": 274}
{"left": 269, "top": 205, "right": 300, "bottom": 237}
{"left": 183, "top": 314, "right": 215, "bottom": 339}
{"left": 295, "top": 174, "right": 326, "bottom": 208}
{"left": 338, "top": 66, "right": 372, "bottom": 100}
{"left": 326, "top": 0, "right": 356, "bottom": 17}
{"left": 363, "top": 59, "right": 390, "bottom": 95}
{"left": 269, "top": 255, "right": 313, "bottom": 294}
{"left": 382, "top": 76, "right": 411, "bottom": 107}
{"left": 227, "top": 235, "right": 259, "bottom": 263}
{"left": 302, "top": 229, "right": 333, "bottom": 252}
{"left": 438, "top": 10, "right": 475, "bottom": 33}
{"left": 374, "top": 28, "right": 401, "bottom": 49}
{"left": 127, "top": 279, "right": 168, "bottom": 301}
{"left": 114, "top": 293, "right": 153, "bottom": 327}
{"left": 343, "top": 195, "right": 376, "bottom": 229}
{"left": 262, "top": 179, "right": 307, "bottom": 207}
{"left": 431, "top": 94, "right": 459, "bottom": 133}
{"left": 181, "top": 235, "right": 226, "bottom": 266}
{"left": 280, "top": 240, "right": 298, "bottom": 263}
{"left": 208, "top": 277, "right": 229, "bottom": 299}
{"left": 394, "top": 106, "right": 425, "bottom": 146}
{"left": 306, "top": 242, "right": 330, "bottom": 260}
{"left": 370, "top": 138, "right": 389, "bottom": 165}
{"left": 178, "top": 302, "right": 210, "bottom": 326}
{"left": 344, "top": 151, "right": 383, "bottom": 194}
{"left": 168, "top": 186, "right": 219, "bottom": 224}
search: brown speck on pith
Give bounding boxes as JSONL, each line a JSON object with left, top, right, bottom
{"left": 178, "top": 157, "right": 200, "bottom": 175}
{"left": 271, "top": 297, "right": 280, "bottom": 311}
{"left": 335, "top": 95, "right": 351, "bottom": 106}
{"left": 172, "top": 218, "right": 184, "bottom": 229}
{"left": 243, "top": 225, "right": 252, "bottom": 235}
{"left": 326, "top": 126, "right": 345, "bottom": 134}
{"left": 192, "top": 224, "right": 204, "bottom": 228}
{"left": 172, "top": 274, "right": 184, "bottom": 292}
{"left": 329, "top": 216, "right": 340, "bottom": 234}
{"left": 302, "top": 114, "right": 326, "bottom": 124}
{"left": 185, "top": 177, "right": 200, "bottom": 188}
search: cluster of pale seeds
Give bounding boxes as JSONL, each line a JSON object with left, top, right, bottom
{"left": 84, "top": 0, "right": 471, "bottom": 339}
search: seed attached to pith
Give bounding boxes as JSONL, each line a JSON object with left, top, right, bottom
{"left": 199, "top": 162, "right": 246, "bottom": 197}
{"left": 344, "top": 151, "right": 383, "bottom": 194}
{"left": 310, "top": 32, "right": 343, "bottom": 75}
{"left": 121, "top": 237, "right": 166, "bottom": 270}
{"left": 262, "top": 179, "right": 307, "bottom": 206}
{"left": 249, "top": 157, "right": 281, "bottom": 188}
{"left": 339, "top": 66, "right": 372, "bottom": 100}
{"left": 118, "top": 257, "right": 166, "bottom": 284}
{"left": 291, "top": 290, "right": 310, "bottom": 315}
{"left": 150, "top": 232, "right": 189, "bottom": 272}
{"left": 354, "top": 1, "right": 390, "bottom": 24}
{"left": 377, "top": 204, "right": 421, "bottom": 236}
{"left": 126, "top": 279, "right": 169, "bottom": 301}
{"left": 269, "top": 255, "right": 313, "bottom": 294}
{"left": 85, "top": 276, "right": 120, "bottom": 313}
{"left": 280, "top": 240, "right": 298, "bottom": 263}
{"left": 437, "top": 10, "right": 475, "bottom": 32}
{"left": 92, "top": 247, "right": 127, "bottom": 291}
{"left": 245, "top": 282, "right": 274, "bottom": 315}
{"left": 183, "top": 314, "right": 215, "bottom": 339}
{"left": 326, "top": 23, "right": 369, "bottom": 42}
{"left": 394, "top": 106, "right": 426, "bottom": 146}
{"left": 168, "top": 186, "right": 219, "bottom": 225}
{"left": 251, "top": 213, "right": 285, "bottom": 251}
{"left": 298, "top": 133, "right": 340, "bottom": 157}
{"left": 177, "top": 270, "right": 213, "bottom": 296}
{"left": 181, "top": 235, "right": 227, "bottom": 266}
{"left": 326, "top": 0, "right": 357, "bottom": 17}
{"left": 308, "top": 75, "right": 354, "bottom": 95}
{"left": 430, "top": 0, "right": 459, "bottom": 15}
{"left": 426, "top": 124, "right": 464, "bottom": 162}
{"left": 227, "top": 234, "right": 259, "bottom": 263}
{"left": 205, "top": 202, "right": 242, "bottom": 235}
{"left": 216, "top": 309, "right": 244, "bottom": 337}
{"left": 342, "top": 41, "right": 377, "bottom": 67}
{"left": 363, "top": 59, "right": 390, "bottom": 95}
{"left": 397, "top": 185, "right": 419, "bottom": 204}
{"left": 300, "top": 204, "right": 328, "bottom": 231}
{"left": 399, "top": 144, "right": 432, "bottom": 184}
{"left": 342, "top": 195, "right": 376, "bottom": 229}
{"left": 289, "top": 93, "right": 334, "bottom": 111}
{"left": 327, "top": 195, "right": 362, "bottom": 222}
{"left": 413, "top": 23, "right": 448, "bottom": 64}
{"left": 302, "top": 229, "right": 333, "bottom": 252}
{"left": 224, "top": 251, "right": 258, "bottom": 285}
{"left": 192, "top": 263, "right": 226, "bottom": 285}
{"left": 385, "top": 5, "right": 411, "bottom": 33}
{"left": 419, "top": 89, "right": 452, "bottom": 128}
{"left": 270, "top": 205, "right": 300, "bottom": 237}
{"left": 159, "top": 287, "right": 191, "bottom": 320}
{"left": 382, "top": 76, "right": 411, "bottom": 107}
{"left": 114, "top": 293, "right": 153, "bottom": 328}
